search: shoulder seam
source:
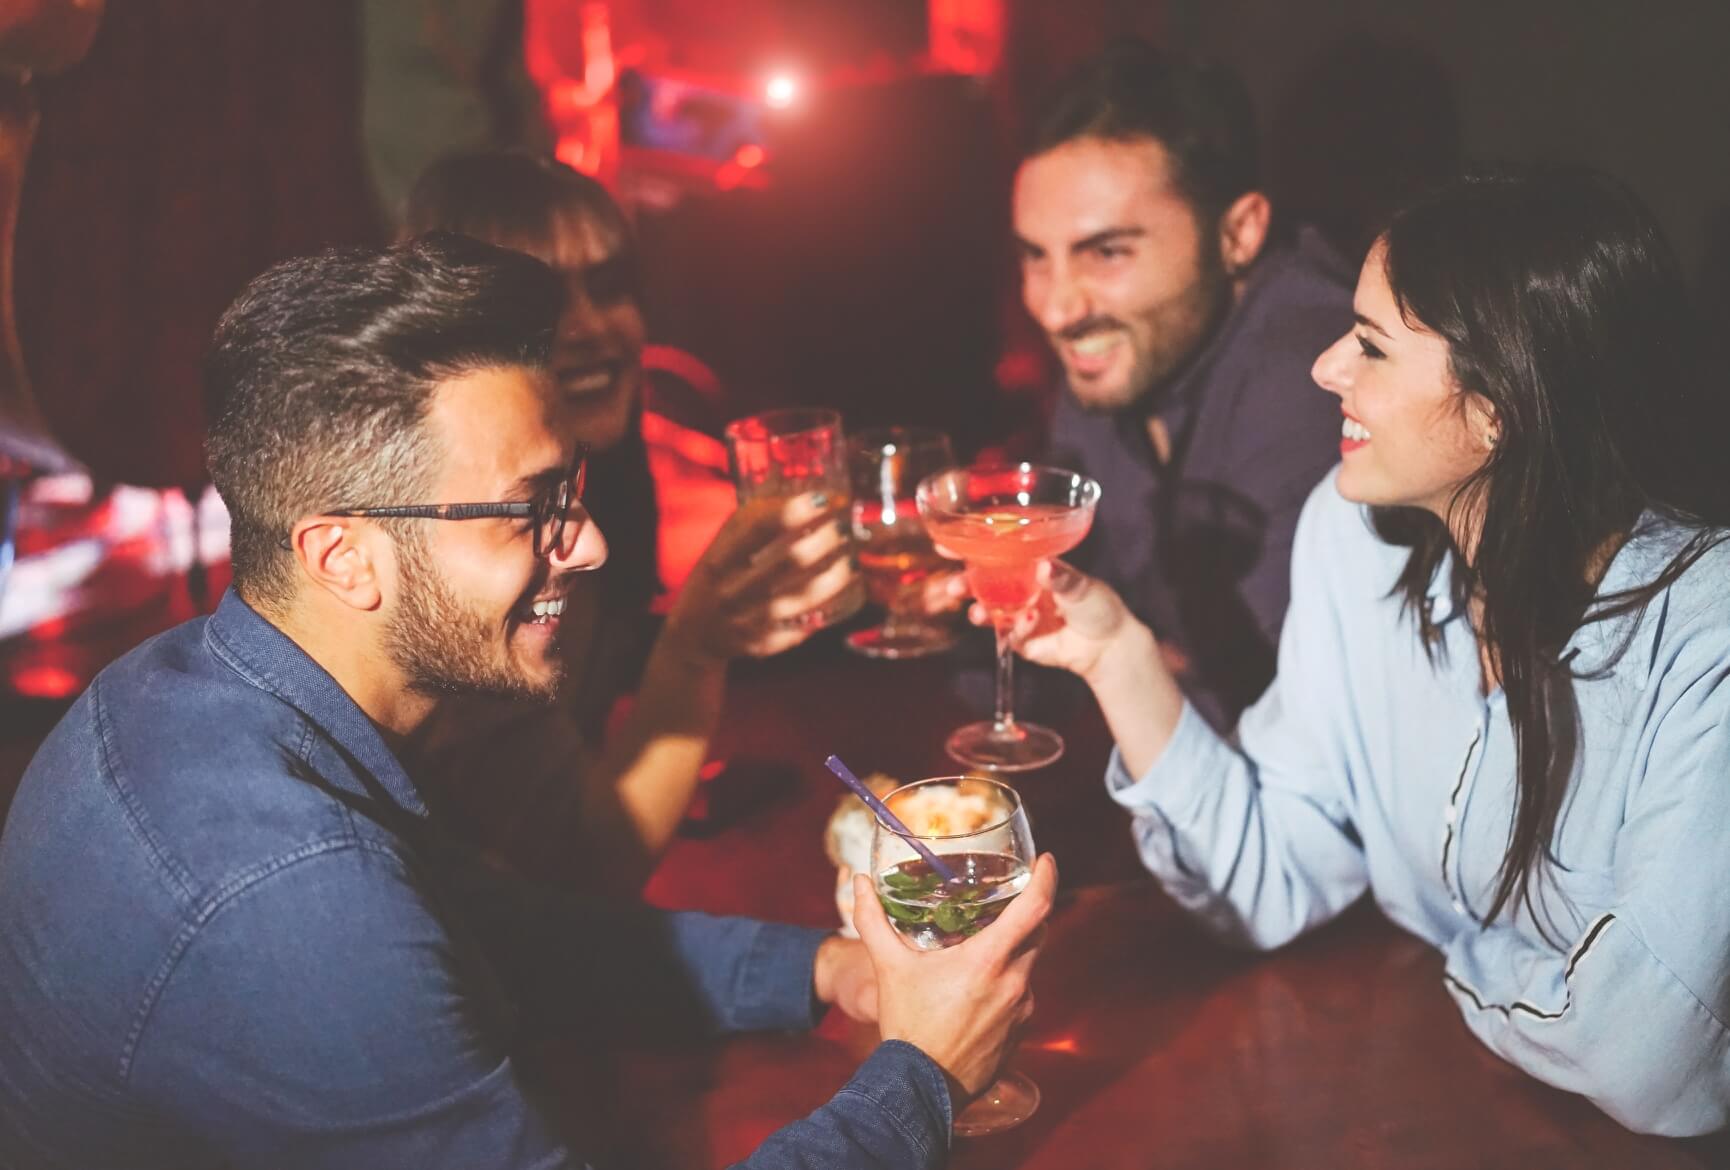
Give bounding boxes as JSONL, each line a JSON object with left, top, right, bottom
{"left": 90, "top": 677, "right": 198, "bottom": 908}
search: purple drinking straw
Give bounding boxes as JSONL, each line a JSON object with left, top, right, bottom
{"left": 824, "top": 755, "right": 960, "bottom": 884}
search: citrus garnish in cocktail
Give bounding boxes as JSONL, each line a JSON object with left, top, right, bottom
{"left": 916, "top": 465, "right": 1101, "bottom": 771}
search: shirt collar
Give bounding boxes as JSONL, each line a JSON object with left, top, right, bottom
{"left": 1140, "top": 234, "right": 1304, "bottom": 456}
{"left": 1425, "top": 554, "right": 1464, "bottom": 627}
{"left": 203, "top": 588, "right": 429, "bottom": 819}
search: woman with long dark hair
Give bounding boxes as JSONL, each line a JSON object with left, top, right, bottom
{"left": 399, "top": 152, "right": 855, "bottom": 893}
{"left": 984, "top": 169, "right": 1730, "bottom": 1133}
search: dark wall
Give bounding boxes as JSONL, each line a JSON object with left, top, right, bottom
{"left": 1169, "top": 0, "right": 1730, "bottom": 274}
{"left": 15, "top": 0, "right": 378, "bottom": 491}
{"left": 638, "top": 72, "right": 1007, "bottom": 455}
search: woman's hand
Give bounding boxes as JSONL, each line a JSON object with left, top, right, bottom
{"left": 1009, "top": 560, "right": 1139, "bottom": 681}
{"left": 947, "top": 558, "right": 1144, "bottom": 685}
{"left": 663, "top": 491, "right": 858, "bottom": 664}
{"left": 950, "top": 559, "right": 1184, "bottom": 777}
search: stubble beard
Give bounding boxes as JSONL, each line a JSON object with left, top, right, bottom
{"left": 1067, "top": 240, "right": 1235, "bottom": 416}
{"left": 384, "top": 529, "right": 563, "bottom": 704}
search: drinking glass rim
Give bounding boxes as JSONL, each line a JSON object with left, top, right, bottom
{"left": 724, "top": 407, "right": 843, "bottom": 443}
{"left": 874, "top": 775, "right": 1023, "bottom": 841}
{"left": 915, "top": 462, "right": 1102, "bottom": 519}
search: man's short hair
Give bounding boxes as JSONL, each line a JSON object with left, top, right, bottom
{"left": 205, "top": 233, "right": 563, "bottom": 609}
{"left": 1023, "top": 39, "right": 1259, "bottom": 222}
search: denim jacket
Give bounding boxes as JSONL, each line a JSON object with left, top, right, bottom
{"left": 0, "top": 590, "right": 950, "bottom": 1167}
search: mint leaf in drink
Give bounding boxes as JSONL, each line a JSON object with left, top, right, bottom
{"left": 933, "top": 900, "right": 971, "bottom": 935}
{"left": 880, "top": 896, "right": 932, "bottom": 925}
{"left": 882, "top": 870, "right": 942, "bottom": 896}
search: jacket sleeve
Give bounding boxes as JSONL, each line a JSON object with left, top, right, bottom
{"left": 732, "top": 1042, "right": 951, "bottom": 1169}
{"left": 130, "top": 843, "right": 951, "bottom": 1167}
{"left": 1440, "top": 628, "right": 1730, "bottom": 1136}
{"left": 1104, "top": 479, "right": 1370, "bottom": 949}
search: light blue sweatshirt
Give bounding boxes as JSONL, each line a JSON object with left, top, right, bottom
{"left": 1107, "top": 470, "right": 1730, "bottom": 1136}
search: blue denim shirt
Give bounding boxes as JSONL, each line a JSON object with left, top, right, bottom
{"left": 0, "top": 590, "right": 951, "bottom": 1167}
{"left": 1109, "top": 472, "right": 1730, "bottom": 1135}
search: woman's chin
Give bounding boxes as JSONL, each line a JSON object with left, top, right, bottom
{"left": 1333, "top": 466, "right": 1396, "bottom": 509}
{"left": 558, "top": 384, "right": 636, "bottom": 451}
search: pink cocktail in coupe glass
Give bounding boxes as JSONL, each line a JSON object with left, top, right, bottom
{"left": 916, "top": 464, "right": 1101, "bottom": 771}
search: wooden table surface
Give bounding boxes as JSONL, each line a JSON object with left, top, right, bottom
{"left": 561, "top": 636, "right": 1728, "bottom": 1168}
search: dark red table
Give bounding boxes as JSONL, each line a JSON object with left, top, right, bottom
{"left": 572, "top": 640, "right": 1728, "bottom": 1168}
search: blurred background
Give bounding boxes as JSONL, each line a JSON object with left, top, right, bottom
{"left": 1, "top": 0, "right": 1727, "bottom": 727}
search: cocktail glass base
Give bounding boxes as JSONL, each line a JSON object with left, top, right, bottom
{"left": 844, "top": 620, "right": 958, "bottom": 659}
{"left": 953, "top": 1069, "right": 1040, "bottom": 1137}
{"left": 945, "top": 719, "right": 1064, "bottom": 772}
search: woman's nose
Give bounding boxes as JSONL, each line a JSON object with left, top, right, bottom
{"left": 1311, "top": 333, "right": 1353, "bottom": 396}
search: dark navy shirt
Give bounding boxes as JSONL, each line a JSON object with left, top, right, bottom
{"left": 0, "top": 590, "right": 950, "bottom": 1167}
{"left": 1050, "top": 227, "right": 1352, "bottom": 730}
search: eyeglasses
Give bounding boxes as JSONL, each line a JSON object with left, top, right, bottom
{"left": 284, "top": 444, "right": 590, "bottom": 559}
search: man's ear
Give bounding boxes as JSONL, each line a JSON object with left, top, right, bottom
{"left": 289, "top": 517, "right": 386, "bottom": 612}
{"left": 1218, "top": 190, "right": 1271, "bottom": 279}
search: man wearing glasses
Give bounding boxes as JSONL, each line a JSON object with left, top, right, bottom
{"left": 0, "top": 235, "right": 1054, "bottom": 1166}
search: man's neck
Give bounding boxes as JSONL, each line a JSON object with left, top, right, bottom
{"left": 1145, "top": 416, "right": 1173, "bottom": 465}
{"left": 1132, "top": 259, "right": 1259, "bottom": 467}
{"left": 265, "top": 592, "right": 435, "bottom": 740}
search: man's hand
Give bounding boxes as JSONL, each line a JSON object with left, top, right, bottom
{"left": 663, "top": 491, "right": 859, "bottom": 664}
{"left": 853, "top": 853, "right": 1058, "bottom": 1102}
{"left": 812, "top": 935, "right": 879, "bottom": 1024}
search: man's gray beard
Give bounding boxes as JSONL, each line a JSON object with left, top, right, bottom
{"left": 384, "top": 529, "right": 563, "bottom": 704}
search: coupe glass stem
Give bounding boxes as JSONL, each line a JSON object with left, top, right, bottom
{"left": 992, "top": 621, "right": 1018, "bottom": 736}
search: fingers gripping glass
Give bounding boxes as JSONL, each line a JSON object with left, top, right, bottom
{"left": 283, "top": 444, "right": 590, "bottom": 558}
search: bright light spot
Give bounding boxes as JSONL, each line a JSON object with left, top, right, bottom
{"left": 733, "top": 143, "right": 766, "bottom": 169}
{"left": 765, "top": 74, "right": 798, "bottom": 108}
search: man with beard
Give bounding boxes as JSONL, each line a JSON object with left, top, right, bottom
{"left": 1014, "top": 42, "right": 1350, "bottom": 729}
{"left": 0, "top": 236, "right": 1054, "bottom": 1167}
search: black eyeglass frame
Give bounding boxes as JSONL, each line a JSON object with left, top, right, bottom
{"left": 281, "top": 443, "right": 590, "bottom": 559}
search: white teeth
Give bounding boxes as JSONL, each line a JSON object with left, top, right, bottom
{"left": 530, "top": 598, "right": 566, "bottom": 620}
{"left": 1342, "top": 418, "right": 1372, "bottom": 442}
{"left": 560, "top": 368, "right": 614, "bottom": 395}
{"left": 1069, "top": 333, "right": 1123, "bottom": 358}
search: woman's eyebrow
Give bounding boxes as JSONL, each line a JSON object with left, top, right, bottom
{"left": 1354, "top": 311, "right": 1392, "bottom": 338}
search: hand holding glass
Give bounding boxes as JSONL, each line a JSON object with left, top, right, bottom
{"left": 846, "top": 427, "right": 959, "bottom": 658}
{"left": 871, "top": 776, "right": 1039, "bottom": 1136}
{"left": 724, "top": 408, "right": 866, "bottom": 630}
{"left": 917, "top": 464, "right": 1101, "bottom": 771}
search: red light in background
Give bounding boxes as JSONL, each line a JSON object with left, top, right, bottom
{"left": 10, "top": 663, "right": 81, "bottom": 700}
{"left": 26, "top": 616, "right": 71, "bottom": 642}
{"left": 556, "top": 137, "right": 588, "bottom": 172}
{"left": 714, "top": 142, "right": 773, "bottom": 192}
